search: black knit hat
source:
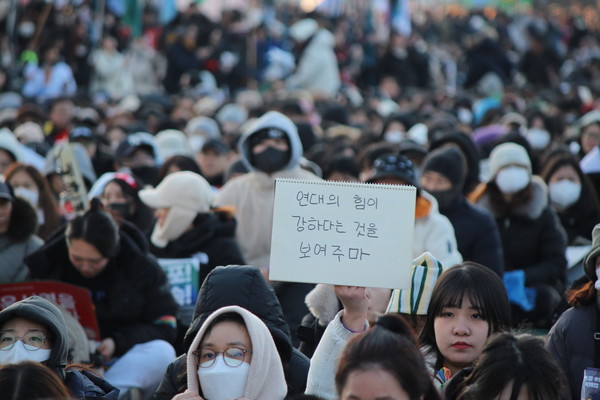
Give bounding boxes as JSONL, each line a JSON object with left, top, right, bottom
{"left": 367, "top": 153, "right": 417, "bottom": 187}
{"left": 422, "top": 147, "right": 466, "bottom": 190}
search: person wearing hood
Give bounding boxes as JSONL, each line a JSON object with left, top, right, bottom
{"left": 215, "top": 111, "right": 318, "bottom": 343}
{"left": 420, "top": 147, "right": 503, "bottom": 276}
{"left": 114, "top": 132, "right": 162, "bottom": 187}
{"left": 0, "top": 181, "right": 43, "bottom": 283}
{"left": 153, "top": 265, "right": 310, "bottom": 399}
{"left": 285, "top": 18, "right": 341, "bottom": 98}
{"left": 26, "top": 200, "right": 178, "bottom": 399}
{"left": 139, "top": 171, "right": 245, "bottom": 286}
{"left": 366, "top": 153, "right": 463, "bottom": 267}
{"left": 0, "top": 295, "right": 119, "bottom": 399}
{"left": 471, "top": 142, "right": 567, "bottom": 329}
{"left": 169, "top": 305, "right": 286, "bottom": 400}
{"left": 546, "top": 223, "right": 600, "bottom": 399}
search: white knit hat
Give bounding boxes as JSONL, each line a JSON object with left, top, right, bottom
{"left": 488, "top": 142, "right": 531, "bottom": 180}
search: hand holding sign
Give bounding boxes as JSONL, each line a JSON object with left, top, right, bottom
{"left": 270, "top": 179, "right": 416, "bottom": 289}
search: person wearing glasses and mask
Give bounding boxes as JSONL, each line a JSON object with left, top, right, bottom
{"left": 171, "top": 305, "right": 287, "bottom": 400}
{"left": 0, "top": 295, "right": 118, "bottom": 399}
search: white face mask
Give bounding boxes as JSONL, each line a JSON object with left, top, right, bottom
{"left": 596, "top": 267, "right": 600, "bottom": 290}
{"left": 13, "top": 187, "right": 39, "bottom": 207}
{"left": 526, "top": 128, "right": 551, "bottom": 150}
{"left": 197, "top": 357, "right": 250, "bottom": 400}
{"left": 457, "top": 108, "right": 473, "bottom": 125}
{"left": 495, "top": 166, "right": 530, "bottom": 194}
{"left": 384, "top": 130, "right": 405, "bottom": 144}
{"left": 549, "top": 179, "right": 581, "bottom": 209}
{"left": 0, "top": 341, "right": 52, "bottom": 364}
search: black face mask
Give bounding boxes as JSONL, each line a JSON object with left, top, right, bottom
{"left": 429, "top": 188, "right": 460, "bottom": 213}
{"left": 252, "top": 147, "right": 290, "bottom": 174}
{"left": 131, "top": 166, "right": 159, "bottom": 186}
{"left": 108, "top": 202, "right": 132, "bottom": 220}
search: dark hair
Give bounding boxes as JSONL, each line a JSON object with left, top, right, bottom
{"left": 486, "top": 178, "right": 534, "bottom": 215}
{"left": 457, "top": 333, "right": 569, "bottom": 400}
{"left": 0, "top": 361, "right": 73, "bottom": 400}
{"left": 4, "top": 162, "right": 62, "bottom": 240}
{"left": 102, "top": 176, "right": 153, "bottom": 232}
{"left": 66, "top": 198, "right": 119, "bottom": 258}
{"left": 419, "top": 262, "right": 511, "bottom": 371}
{"left": 323, "top": 155, "right": 360, "bottom": 181}
{"left": 156, "top": 155, "right": 202, "bottom": 184}
{"left": 336, "top": 314, "right": 440, "bottom": 400}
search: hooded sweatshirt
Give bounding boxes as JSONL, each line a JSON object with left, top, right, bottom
{"left": 215, "top": 111, "right": 318, "bottom": 269}
{"left": 186, "top": 305, "right": 287, "bottom": 399}
{"left": 0, "top": 296, "right": 119, "bottom": 399}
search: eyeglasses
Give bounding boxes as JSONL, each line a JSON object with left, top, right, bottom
{"left": 195, "top": 347, "right": 252, "bottom": 368}
{"left": 0, "top": 331, "right": 48, "bottom": 350}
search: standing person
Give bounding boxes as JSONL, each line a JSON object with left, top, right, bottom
{"left": 420, "top": 147, "right": 503, "bottom": 275}
{"left": 0, "top": 181, "right": 43, "bottom": 283}
{"left": 471, "top": 142, "right": 567, "bottom": 328}
{"left": 0, "top": 296, "right": 119, "bottom": 399}
{"left": 154, "top": 265, "right": 310, "bottom": 400}
{"left": 26, "top": 200, "right": 178, "bottom": 399}
{"left": 171, "top": 305, "right": 287, "bottom": 400}
{"left": 285, "top": 19, "right": 341, "bottom": 98}
{"left": 89, "top": 35, "right": 134, "bottom": 100}
{"left": 139, "top": 171, "right": 245, "bottom": 285}
{"left": 215, "top": 111, "right": 318, "bottom": 343}
{"left": 546, "top": 223, "right": 600, "bottom": 399}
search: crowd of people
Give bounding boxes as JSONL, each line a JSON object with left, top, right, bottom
{"left": 2, "top": 0, "right": 600, "bottom": 399}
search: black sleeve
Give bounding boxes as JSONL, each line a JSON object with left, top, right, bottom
{"left": 153, "top": 356, "right": 187, "bottom": 400}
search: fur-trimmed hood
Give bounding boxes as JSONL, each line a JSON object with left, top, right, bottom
{"left": 476, "top": 175, "right": 548, "bottom": 220}
{"left": 304, "top": 284, "right": 340, "bottom": 327}
{"left": 6, "top": 197, "right": 38, "bottom": 242}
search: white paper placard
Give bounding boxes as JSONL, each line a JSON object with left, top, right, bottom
{"left": 269, "top": 179, "right": 415, "bottom": 289}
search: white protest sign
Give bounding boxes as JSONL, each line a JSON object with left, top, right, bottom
{"left": 269, "top": 179, "right": 415, "bottom": 289}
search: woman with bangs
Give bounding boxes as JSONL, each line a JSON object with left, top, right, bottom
{"left": 419, "top": 262, "right": 511, "bottom": 390}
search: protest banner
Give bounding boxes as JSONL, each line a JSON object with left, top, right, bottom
{"left": 269, "top": 179, "right": 415, "bottom": 289}
{"left": 157, "top": 256, "right": 202, "bottom": 325}
{"left": 0, "top": 281, "right": 101, "bottom": 341}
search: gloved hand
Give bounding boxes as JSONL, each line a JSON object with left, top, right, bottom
{"left": 503, "top": 270, "right": 537, "bottom": 312}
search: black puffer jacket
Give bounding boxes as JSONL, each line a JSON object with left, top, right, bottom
{"left": 153, "top": 265, "right": 310, "bottom": 399}
{"left": 149, "top": 211, "right": 245, "bottom": 285}
{"left": 26, "top": 227, "right": 179, "bottom": 356}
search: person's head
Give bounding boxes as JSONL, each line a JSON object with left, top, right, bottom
{"left": 114, "top": 132, "right": 159, "bottom": 186}
{"left": 323, "top": 155, "right": 360, "bottom": 182}
{"left": 419, "top": 262, "right": 511, "bottom": 375}
{"left": 541, "top": 152, "right": 592, "bottom": 211}
{"left": 97, "top": 172, "right": 153, "bottom": 230}
{"left": 69, "top": 126, "right": 97, "bottom": 159}
{"left": 420, "top": 147, "right": 466, "bottom": 212}
{"left": 0, "top": 296, "right": 68, "bottom": 379}
{"left": 186, "top": 305, "right": 286, "bottom": 400}
{"left": 577, "top": 110, "right": 600, "bottom": 155}
{"left": 356, "top": 142, "right": 398, "bottom": 182}
{"left": 457, "top": 333, "right": 569, "bottom": 400}
{"left": 66, "top": 199, "right": 120, "bottom": 278}
{"left": 366, "top": 153, "right": 418, "bottom": 188}
{"left": 5, "top": 162, "right": 56, "bottom": 212}
{"left": 336, "top": 314, "right": 440, "bottom": 400}
{"left": 139, "top": 171, "right": 214, "bottom": 248}
{"left": 239, "top": 111, "right": 302, "bottom": 174}
{"left": 196, "top": 139, "right": 231, "bottom": 181}
{"left": 48, "top": 97, "right": 74, "bottom": 130}
{"left": 0, "top": 128, "right": 21, "bottom": 176}
{"left": 0, "top": 361, "right": 72, "bottom": 400}
{"left": 488, "top": 143, "right": 532, "bottom": 197}
{"left": 156, "top": 155, "right": 201, "bottom": 184}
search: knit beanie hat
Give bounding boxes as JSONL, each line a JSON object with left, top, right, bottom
{"left": 367, "top": 153, "right": 418, "bottom": 187}
{"left": 488, "top": 142, "right": 531, "bottom": 180}
{"left": 386, "top": 252, "right": 447, "bottom": 315}
{"left": 422, "top": 147, "right": 466, "bottom": 190}
{"left": 583, "top": 223, "right": 600, "bottom": 282}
